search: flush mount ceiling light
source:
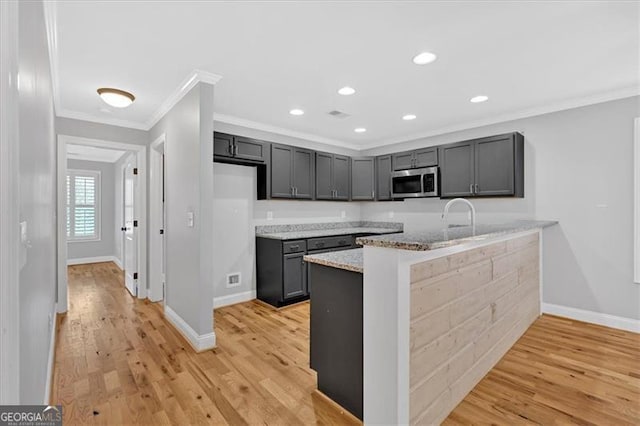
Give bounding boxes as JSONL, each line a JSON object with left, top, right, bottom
{"left": 97, "top": 87, "right": 135, "bottom": 108}
{"left": 412, "top": 51, "right": 437, "bottom": 65}
{"left": 402, "top": 114, "right": 417, "bottom": 121}
{"left": 354, "top": 127, "right": 367, "bottom": 133}
{"left": 470, "top": 95, "right": 489, "bottom": 103}
{"left": 289, "top": 108, "right": 305, "bottom": 116}
{"left": 338, "top": 86, "right": 356, "bottom": 96}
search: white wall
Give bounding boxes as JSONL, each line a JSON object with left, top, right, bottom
{"left": 361, "top": 96, "right": 640, "bottom": 321}
{"left": 149, "top": 82, "right": 215, "bottom": 338}
{"left": 12, "top": 0, "right": 57, "bottom": 403}
{"left": 66, "top": 159, "right": 116, "bottom": 260}
{"left": 212, "top": 163, "right": 360, "bottom": 303}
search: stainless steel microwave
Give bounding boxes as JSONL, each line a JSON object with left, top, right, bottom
{"left": 391, "top": 166, "right": 439, "bottom": 198}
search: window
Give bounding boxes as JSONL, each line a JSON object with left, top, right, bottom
{"left": 67, "top": 169, "right": 101, "bottom": 241}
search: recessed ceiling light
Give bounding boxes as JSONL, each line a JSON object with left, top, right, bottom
{"left": 402, "top": 114, "right": 417, "bottom": 121}
{"left": 470, "top": 95, "right": 489, "bottom": 103}
{"left": 412, "top": 51, "right": 437, "bottom": 65}
{"left": 97, "top": 87, "right": 135, "bottom": 108}
{"left": 289, "top": 108, "right": 305, "bottom": 116}
{"left": 338, "top": 86, "right": 356, "bottom": 96}
{"left": 354, "top": 127, "right": 367, "bottom": 133}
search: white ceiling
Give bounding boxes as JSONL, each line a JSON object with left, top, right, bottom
{"left": 66, "top": 144, "right": 127, "bottom": 163}
{"left": 52, "top": 2, "right": 639, "bottom": 149}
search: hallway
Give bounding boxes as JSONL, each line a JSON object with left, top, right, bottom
{"left": 51, "top": 262, "right": 359, "bottom": 425}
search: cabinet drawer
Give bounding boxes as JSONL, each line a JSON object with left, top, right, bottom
{"left": 307, "top": 235, "right": 354, "bottom": 251}
{"left": 283, "top": 240, "right": 306, "bottom": 253}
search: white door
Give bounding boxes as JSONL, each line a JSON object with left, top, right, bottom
{"left": 124, "top": 160, "right": 138, "bottom": 297}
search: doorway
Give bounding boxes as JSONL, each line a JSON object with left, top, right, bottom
{"left": 57, "top": 135, "right": 148, "bottom": 313}
{"left": 149, "top": 134, "right": 166, "bottom": 302}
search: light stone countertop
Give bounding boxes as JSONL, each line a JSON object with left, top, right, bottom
{"left": 356, "top": 220, "right": 558, "bottom": 251}
{"left": 255, "top": 221, "right": 403, "bottom": 240}
{"left": 304, "top": 248, "right": 363, "bottom": 274}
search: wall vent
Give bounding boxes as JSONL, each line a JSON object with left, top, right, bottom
{"left": 327, "top": 110, "right": 350, "bottom": 119}
{"left": 226, "top": 272, "right": 241, "bottom": 288}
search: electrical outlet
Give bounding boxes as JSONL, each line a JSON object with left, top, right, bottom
{"left": 341, "top": 211, "right": 346, "bottom": 219}
{"left": 389, "top": 211, "right": 395, "bottom": 219}
{"left": 267, "top": 211, "right": 273, "bottom": 220}
{"left": 226, "top": 273, "right": 241, "bottom": 288}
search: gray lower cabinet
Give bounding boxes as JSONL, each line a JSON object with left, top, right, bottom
{"left": 439, "top": 132, "right": 524, "bottom": 198}
{"left": 351, "top": 157, "right": 375, "bottom": 200}
{"left": 392, "top": 147, "right": 438, "bottom": 171}
{"left": 283, "top": 253, "right": 307, "bottom": 299}
{"left": 271, "top": 144, "right": 314, "bottom": 199}
{"left": 315, "top": 152, "right": 350, "bottom": 200}
{"left": 375, "top": 155, "right": 392, "bottom": 201}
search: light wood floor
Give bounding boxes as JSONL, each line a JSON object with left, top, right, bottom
{"left": 52, "top": 262, "right": 640, "bottom": 425}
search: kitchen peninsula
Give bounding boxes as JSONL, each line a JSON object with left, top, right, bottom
{"left": 305, "top": 220, "right": 557, "bottom": 424}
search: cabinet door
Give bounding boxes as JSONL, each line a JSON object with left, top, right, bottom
{"left": 234, "top": 136, "right": 268, "bottom": 162}
{"left": 333, "top": 155, "right": 351, "bottom": 200}
{"left": 283, "top": 253, "right": 307, "bottom": 299}
{"left": 392, "top": 151, "right": 414, "bottom": 171}
{"left": 414, "top": 147, "right": 438, "bottom": 168}
{"left": 271, "top": 144, "right": 293, "bottom": 198}
{"left": 315, "top": 152, "right": 333, "bottom": 200}
{"left": 351, "top": 157, "right": 375, "bottom": 200}
{"left": 376, "top": 155, "right": 392, "bottom": 201}
{"left": 293, "top": 148, "right": 314, "bottom": 199}
{"left": 474, "top": 135, "right": 515, "bottom": 196}
{"left": 439, "top": 141, "right": 474, "bottom": 197}
{"left": 213, "top": 132, "right": 233, "bottom": 157}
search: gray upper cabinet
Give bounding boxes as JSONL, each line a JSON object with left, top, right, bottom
{"left": 234, "top": 136, "right": 268, "bottom": 162}
{"left": 315, "top": 152, "right": 351, "bottom": 200}
{"left": 271, "top": 144, "right": 314, "bottom": 199}
{"left": 213, "top": 132, "right": 268, "bottom": 162}
{"left": 213, "top": 132, "right": 234, "bottom": 157}
{"left": 392, "top": 147, "right": 438, "bottom": 171}
{"left": 315, "top": 152, "right": 334, "bottom": 200}
{"left": 333, "top": 155, "right": 350, "bottom": 200}
{"left": 351, "top": 157, "right": 375, "bottom": 201}
{"left": 271, "top": 144, "right": 294, "bottom": 198}
{"left": 414, "top": 148, "right": 438, "bottom": 168}
{"left": 293, "top": 148, "right": 314, "bottom": 199}
{"left": 375, "top": 155, "right": 392, "bottom": 201}
{"left": 439, "top": 141, "right": 475, "bottom": 197}
{"left": 440, "top": 132, "right": 524, "bottom": 198}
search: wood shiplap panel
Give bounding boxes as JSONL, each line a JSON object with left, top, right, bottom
{"left": 409, "top": 233, "right": 541, "bottom": 424}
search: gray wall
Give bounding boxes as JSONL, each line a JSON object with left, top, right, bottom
{"left": 150, "top": 83, "right": 215, "bottom": 336}
{"left": 66, "top": 159, "right": 116, "bottom": 260}
{"left": 361, "top": 96, "right": 640, "bottom": 320}
{"left": 17, "top": 0, "right": 57, "bottom": 403}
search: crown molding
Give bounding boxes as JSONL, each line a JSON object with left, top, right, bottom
{"left": 364, "top": 85, "right": 640, "bottom": 149}
{"left": 56, "top": 108, "right": 149, "bottom": 130}
{"left": 213, "top": 113, "right": 362, "bottom": 151}
{"left": 145, "top": 69, "right": 222, "bottom": 130}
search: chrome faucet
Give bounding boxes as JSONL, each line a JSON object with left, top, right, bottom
{"left": 442, "top": 198, "right": 476, "bottom": 228}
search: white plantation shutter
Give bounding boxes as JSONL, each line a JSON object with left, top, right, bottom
{"left": 67, "top": 170, "right": 100, "bottom": 240}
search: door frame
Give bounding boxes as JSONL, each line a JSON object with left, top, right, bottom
{"left": 635, "top": 117, "right": 640, "bottom": 284}
{"left": 149, "top": 133, "right": 166, "bottom": 302}
{"left": 57, "top": 134, "right": 148, "bottom": 312}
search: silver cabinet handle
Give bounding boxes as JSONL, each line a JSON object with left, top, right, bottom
{"left": 470, "top": 184, "right": 474, "bottom": 194}
{"left": 291, "top": 187, "right": 294, "bottom": 196}
{"left": 295, "top": 187, "right": 298, "bottom": 196}
{"left": 475, "top": 184, "right": 479, "bottom": 194}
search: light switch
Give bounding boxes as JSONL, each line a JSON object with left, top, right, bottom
{"left": 341, "top": 211, "right": 346, "bottom": 219}
{"left": 267, "top": 211, "right": 273, "bottom": 220}
{"left": 187, "top": 211, "right": 194, "bottom": 228}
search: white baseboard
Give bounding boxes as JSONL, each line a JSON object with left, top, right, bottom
{"left": 67, "top": 255, "right": 117, "bottom": 266}
{"left": 164, "top": 305, "right": 216, "bottom": 352}
{"left": 113, "top": 256, "right": 123, "bottom": 270}
{"left": 44, "top": 304, "right": 57, "bottom": 404}
{"left": 213, "top": 290, "right": 256, "bottom": 309}
{"left": 542, "top": 303, "right": 640, "bottom": 333}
